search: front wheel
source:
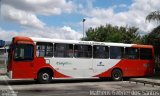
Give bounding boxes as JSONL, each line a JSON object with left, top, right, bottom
{"left": 111, "top": 69, "right": 123, "bottom": 81}
{"left": 37, "top": 70, "right": 52, "bottom": 83}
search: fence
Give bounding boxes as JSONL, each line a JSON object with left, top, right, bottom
{"left": 0, "top": 51, "right": 8, "bottom": 75}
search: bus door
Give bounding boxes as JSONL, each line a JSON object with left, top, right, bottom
{"left": 12, "top": 44, "right": 35, "bottom": 78}
{"left": 92, "top": 45, "right": 110, "bottom": 76}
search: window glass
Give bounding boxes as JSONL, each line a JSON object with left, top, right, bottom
{"left": 140, "top": 48, "right": 152, "bottom": 60}
{"left": 93, "top": 45, "right": 109, "bottom": 59}
{"left": 36, "top": 42, "right": 53, "bottom": 57}
{"left": 125, "top": 47, "right": 139, "bottom": 59}
{"left": 14, "top": 44, "right": 34, "bottom": 61}
{"left": 54, "top": 43, "right": 73, "bottom": 57}
{"left": 74, "top": 45, "right": 92, "bottom": 58}
{"left": 110, "top": 46, "right": 124, "bottom": 59}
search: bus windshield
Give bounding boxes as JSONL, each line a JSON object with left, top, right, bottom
{"left": 13, "top": 44, "right": 34, "bottom": 61}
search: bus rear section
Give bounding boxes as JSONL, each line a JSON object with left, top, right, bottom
{"left": 93, "top": 45, "right": 154, "bottom": 79}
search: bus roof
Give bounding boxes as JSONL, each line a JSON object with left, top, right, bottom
{"left": 13, "top": 36, "right": 153, "bottom": 48}
{"left": 30, "top": 37, "right": 153, "bottom": 48}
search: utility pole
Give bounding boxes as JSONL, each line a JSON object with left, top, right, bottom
{"left": 0, "top": 0, "right": 1, "bottom": 14}
{"left": 0, "top": 0, "right": 2, "bottom": 19}
{"left": 82, "top": 18, "right": 86, "bottom": 39}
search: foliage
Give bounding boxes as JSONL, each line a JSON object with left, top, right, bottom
{"left": 141, "top": 26, "right": 160, "bottom": 55}
{"left": 146, "top": 11, "right": 160, "bottom": 22}
{"left": 145, "top": 11, "right": 160, "bottom": 68}
{"left": 82, "top": 24, "right": 141, "bottom": 44}
{"left": 145, "top": 11, "right": 160, "bottom": 56}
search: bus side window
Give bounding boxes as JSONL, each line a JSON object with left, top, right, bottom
{"left": 93, "top": 45, "right": 109, "bottom": 59}
{"left": 110, "top": 46, "right": 124, "bottom": 59}
{"left": 54, "top": 43, "right": 73, "bottom": 58}
{"left": 74, "top": 45, "right": 92, "bottom": 58}
{"left": 140, "top": 48, "right": 152, "bottom": 60}
{"left": 125, "top": 47, "right": 139, "bottom": 59}
{"left": 36, "top": 42, "right": 53, "bottom": 57}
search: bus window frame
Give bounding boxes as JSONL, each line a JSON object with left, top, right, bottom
{"left": 74, "top": 44, "right": 92, "bottom": 58}
{"left": 36, "top": 42, "right": 54, "bottom": 57}
{"left": 93, "top": 45, "right": 109, "bottom": 59}
{"left": 54, "top": 43, "right": 74, "bottom": 58}
{"left": 140, "top": 48, "right": 153, "bottom": 60}
{"left": 110, "top": 46, "right": 124, "bottom": 59}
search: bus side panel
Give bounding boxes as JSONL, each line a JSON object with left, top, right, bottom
{"left": 122, "top": 60, "right": 154, "bottom": 77}
{"left": 34, "top": 57, "right": 70, "bottom": 79}
{"left": 94, "top": 59, "right": 154, "bottom": 77}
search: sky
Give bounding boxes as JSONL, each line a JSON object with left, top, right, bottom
{"left": 0, "top": 0, "right": 160, "bottom": 41}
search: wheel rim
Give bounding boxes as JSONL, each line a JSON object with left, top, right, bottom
{"left": 113, "top": 72, "right": 120, "bottom": 80}
{"left": 42, "top": 73, "right": 49, "bottom": 80}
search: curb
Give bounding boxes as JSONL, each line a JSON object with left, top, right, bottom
{"left": 129, "top": 78, "right": 160, "bottom": 87}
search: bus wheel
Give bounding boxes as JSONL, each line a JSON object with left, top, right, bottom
{"left": 111, "top": 69, "right": 123, "bottom": 81}
{"left": 37, "top": 70, "right": 52, "bottom": 84}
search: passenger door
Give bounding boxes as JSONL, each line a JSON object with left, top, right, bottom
{"left": 12, "top": 44, "right": 35, "bottom": 78}
{"left": 92, "top": 45, "right": 110, "bottom": 76}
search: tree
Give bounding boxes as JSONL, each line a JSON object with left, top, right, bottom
{"left": 145, "top": 10, "right": 160, "bottom": 46}
{"left": 142, "top": 26, "right": 160, "bottom": 52}
{"left": 145, "top": 11, "right": 160, "bottom": 53}
{"left": 142, "top": 26, "right": 160, "bottom": 68}
{"left": 146, "top": 11, "right": 160, "bottom": 22}
{"left": 145, "top": 11, "right": 160, "bottom": 68}
{"left": 83, "top": 24, "right": 141, "bottom": 44}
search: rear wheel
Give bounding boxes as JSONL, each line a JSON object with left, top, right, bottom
{"left": 111, "top": 69, "right": 123, "bottom": 81}
{"left": 37, "top": 70, "right": 52, "bottom": 83}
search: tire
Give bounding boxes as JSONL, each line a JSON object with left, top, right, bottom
{"left": 37, "top": 70, "right": 52, "bottom": 84}
{"left": 111, "top": 69, "right": 123, "bottom": 81}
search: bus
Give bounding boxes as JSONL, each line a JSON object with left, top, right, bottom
{"left": 7, "top": 36, "right": 155, "bottom": 83}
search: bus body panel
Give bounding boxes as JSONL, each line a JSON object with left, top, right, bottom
{"left": 11, "top": 58, "right": 154, "bottom": 79}
{"left": 50, "top": 58, "right": 120, "bottom": 78}
{"left": 12, "top": 60, "right": 35, "bottom": 79}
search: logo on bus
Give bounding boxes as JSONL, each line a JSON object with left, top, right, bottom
{"left": 56, "top": 62, "right": 72, "bottom": 66}
{"left": 97, "top": 62, "right": 104, "bottom": 66}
